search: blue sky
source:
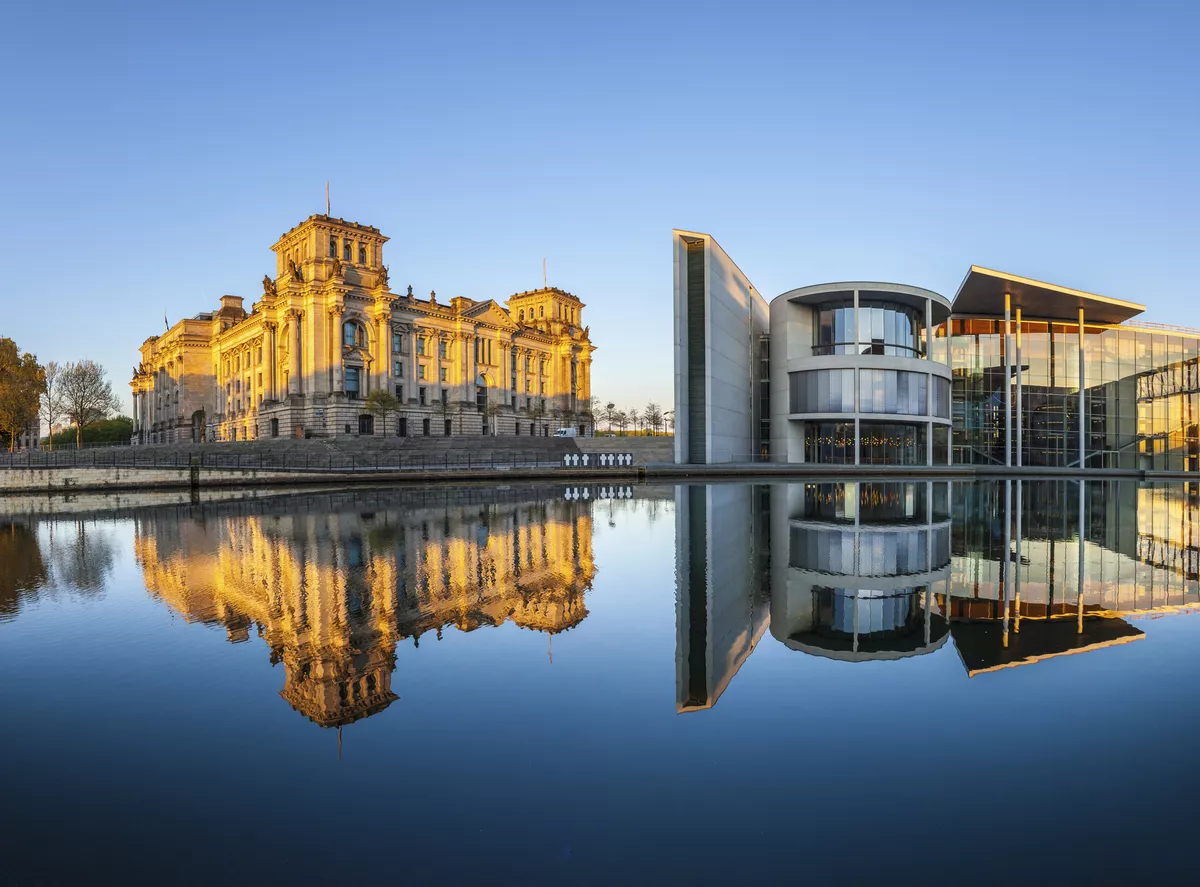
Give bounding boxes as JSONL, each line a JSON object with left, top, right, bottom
{"left": 2, "top": 0, "right": 1196, "bottom": 415}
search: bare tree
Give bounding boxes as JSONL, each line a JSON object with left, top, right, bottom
{"left": 60, "top": 360, "right": 121, "bottom": 448}
{"left": 603, "top": 402, "right": 616, "bottom": 433}
{"left": 40, "top": 361, "right": 63, "bottom": 451}
{"left": 613, "top": 410, "right": 629, "bottom": 435}
{"left": 643, "top": 402, "right": 663, "bottom": 436}
{"left": 629, "top": 408, "right": 641, "bottom": 436}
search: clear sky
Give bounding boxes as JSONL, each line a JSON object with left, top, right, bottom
{"left": 2, "top": 0, "right": 1196, "bottom": 416}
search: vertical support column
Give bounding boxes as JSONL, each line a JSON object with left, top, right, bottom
{"left": 377, "top": 313, "right": 389, "bottom": 397}
{"left": 1078, "top": 479, "right": 1086, "bottom": 633}
{"left": 288, "top": 310, "right": 302, "bottom": 396}
{"left": 1078, "top": 307, "right": 1086, "bottom": 467}
{"left": 1004, "top": 293, "right": 1012, "bottom": 467}
{"left": 1014, "top": 478, "right": 1022, "bottom": 634}
{"left": 329, "top": 306, "right": 344, "bottom": 396}
{"left": 1002, "top": 478, "right": 1011, "bottom": 648}
{"left": 408, "top": 327, "right": 418, "bottom": 403}
{"left": 853, "top": 289, "right": 860, "bottom": 466}
{"left": 925, "top": 297, "right": 933, "bottom": 467}
{"left": 265, "top": 323, "right": 276, "bottom": 402}
{"left": 1015, "top": 307, "right": 1022, "bottom": 468}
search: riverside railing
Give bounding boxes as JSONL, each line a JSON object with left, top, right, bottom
{"left": 0, "top": 449, "right": 596, "bottom": 473}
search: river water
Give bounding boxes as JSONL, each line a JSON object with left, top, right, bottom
{"left": 2, "top": 480, "right": 1198, "bottom": 884}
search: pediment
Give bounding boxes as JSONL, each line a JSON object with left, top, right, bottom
{"left": 464, "top": 300, "right": 518, "bottom": 329}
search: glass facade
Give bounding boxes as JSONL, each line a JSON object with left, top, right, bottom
{"left": 803, "top": 421, "right": 856, "bottom": 463}
{"left": 790, "top": 369, "right": 855, "bottom": 413}
{"left": 859, "top": 422, "right": 926, "bottom": 465}
{"left": 947, "top": 319, "right": 1200, "bottom": 470}
{"left": 815, "top": 296, "right": 925, "bottom": 357}
{"left": 859, "top": 368, "right": 927, "bottom": 415}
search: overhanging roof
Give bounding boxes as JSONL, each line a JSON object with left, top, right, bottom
{"left": 952, "top": 266, "right": 1145, "bottom": 324}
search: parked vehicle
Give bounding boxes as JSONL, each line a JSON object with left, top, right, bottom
{"left": 553, "top": 427, "right": 578, "bottom": 438}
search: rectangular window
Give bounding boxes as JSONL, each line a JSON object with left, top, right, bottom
{"left": 417, "top": 338, "right": 425, "bottom": 356}
{"left": 396, "top": 385, "right": 404, "bottom": 400}
{"left": 932, "top": 376, "right": 950, "bottom": 419}
{"left": 859, "top": 369, "right": 927, "bottom": 416}
{"left": 393, "top": 361, "right": 403, "bottom": 378}
{"left": 257, "top": 373, "right": 262, "bottom": 386}
{"left": 392, "top": 333, "right": 401, "bottom": 353}
{"left": 441, "top": 388, "right": 448, "bottom": 405}
{"left": 440, "top": 367, "right": 448, "bottom": 382}
{"left": 419, "top": 386, "right": 427, "bottom": 405}
{"left": 789, "top": 369, "right": 855, "bottom": 413}
{"left": 345, "top": 367, "right": 360, "bottom": 399}
{"left": 419, "top": 364, "right": 427, "bottom": 380}
{"left": 438, "top": 341, "right": 447, "bottom": 359}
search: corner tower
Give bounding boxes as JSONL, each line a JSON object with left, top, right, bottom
{"left": 270, "top": 215, "right": 390, "bottom": 290}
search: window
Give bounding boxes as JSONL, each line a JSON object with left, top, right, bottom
{"left": 345, "top": 367, "right": 361, "bottom": 399}
{"left": 358, "top": 244, "right": 367, "bottom": 264}
{"left": 440, "top": 388, "right": 448, "bottom": 405}
{"left": 257, "top": 372, "right": 262, "bottom": 386}
{"left": 859, "top": 369, "right": 927, "bottom": 415}
{"left": 257, "top": 347, "right": 262, "bottom": 363}
{"left": 393, "top": 360, "right": 403, "bottom": 378}
{"left": 525, "top": 356, "right": 531, "bottom": 372}
{"left": 418, "top": 364, "right": 426, "bottom": 380}
{"left": 789, "top": 369, "right": 855, "bottom": 413}
{"left": 342, "top": 240, "right": 351, "bottom": 261}
{"left": 438, "top": 340, "right": 447, "bottom": 359}
{"left": 519, "top": 310, "right": 525, "bottom": 321}
{"left": 419, "top": 386, "right": 427, "bottom": 405}
{"left": 417, "top": 338, "right": 425, "bottom": 356}
{"left": 440, "top": 367, "right": 448, "bottom": 382}
{"left": 539, "top": 305, "right": 544, "bottom": 317}
{"left": 343, "top": 322, "right": 364, "bottom": 347}
{"left": 396, "top": 384, "right": 404, "bottom": 400}
{"left": 329, "top": 236, "right": 337, "bottom": 257}
{"left": 392, "top": 333, "right": 401, "bottom": 353}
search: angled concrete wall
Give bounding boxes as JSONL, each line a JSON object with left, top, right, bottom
{"left": 673, "top": 231, "right": 769, "bottom": 464}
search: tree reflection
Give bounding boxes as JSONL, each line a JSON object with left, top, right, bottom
{"left": 0, "top": 521, "right": 48, "bottom": 621}
{"left": 45, "top": 520, "right": 117, "bottom": 592}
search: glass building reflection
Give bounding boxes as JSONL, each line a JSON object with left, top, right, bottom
{"left": 677, "top": 479, "right": 1200, "bottom": 710}
{"left": 131, "top": 486, "right": 598, "bottom": 727}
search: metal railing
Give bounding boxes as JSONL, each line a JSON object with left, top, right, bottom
{"left": 0, "top": 448, "right": 589, "bottom": 473}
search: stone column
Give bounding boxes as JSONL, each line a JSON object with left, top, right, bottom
{"left": 329, "top": 306, "right": 344, "bottom": 395}
{"left": 265, "top": 323, "right": 277, "bottom": 401}
{"left": 408, "top": 327, "right": 418, "bottom": 402}
{"left": 376, "top": 313, "right": 389, "bottom": 394}
{"left": 288, "top": 310, "right": 302, "bottom": 396}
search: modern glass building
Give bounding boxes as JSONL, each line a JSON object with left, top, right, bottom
{"left": 673, "top": 229, "right": 1199, "bottom": 469}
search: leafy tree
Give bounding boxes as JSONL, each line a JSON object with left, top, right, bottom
{"left": 364, "top": 389, "right": 400, "bottom": 435}
{"left": 0, "top": 338, "right": 45, "bottom": 452}
{"left": 40, "top": 361, "right": 63, "bottom": 451}
{"left": 60, "top": 360, "right": 121, "bottom": 448}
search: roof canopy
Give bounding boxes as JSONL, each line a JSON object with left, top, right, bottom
{"left": 952, "top": 266, "right": 1145, "bottom": 324}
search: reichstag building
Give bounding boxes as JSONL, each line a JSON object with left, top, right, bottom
{"left": 131, "top": 215, "right": 595, "bottom": 443}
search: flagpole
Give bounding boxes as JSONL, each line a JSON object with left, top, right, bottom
{"left": 326, "top": 181, "right": 330, "bottom": 215}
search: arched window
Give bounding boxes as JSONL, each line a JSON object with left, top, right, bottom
{"left": 343, "top": 321, "right": 365, "bottom": 348}
{"left": 342, "top": 240, "right": 352, "bottom": 261}
{"left": 519, "top": 309, "right": 525, "bottom": 321}
{"left": 329, "top": 236, "right": 337, "bottom": 258}
{"left": 358, "top": 244, "right": 367, "bottom": 264}
{"left": 539, "top": 305, "right": 544, "bottom": 318}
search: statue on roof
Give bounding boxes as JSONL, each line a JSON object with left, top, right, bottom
{"left": 330, "top": 256, "right": 342, "bottom": 278}
{"left": 406, "top": 284, "right": 414, "bottom": 300}
{"left": 262, "top": 275, "right": 276, "bottom": 298}
{"left": 430, "top": 289, "right": 437, "bottom": 303}
{"left": 289, "top": 260, "right": 304, "bottom": 282}
{"left": 378, "top": 264, "right": 389, "bottom": 287}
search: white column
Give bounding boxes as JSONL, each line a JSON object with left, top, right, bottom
{"left": 1015, "top": 478, "right": 1023, "bottom": 634}
{"left": 1078, "top": 307, "right": 1086, "bottom": 467}
{"left": 1004, "top": 293, "right": 1012, "bottom": 467}
{"left": 1015, "top": 307, "right": 1023, "bottom": 467}
{"left": 1003, "top": 478, "right": 1011, "bottom": 648}
{"left": 1077, "top": 479, "right": 1086, "bottom": 633}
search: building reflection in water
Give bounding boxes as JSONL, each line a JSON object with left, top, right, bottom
{"left": 677, "top": 479, "right": 1200, "bottom": 710}
{"left": 132, "top": 486, "right": 597, "bottom": 727}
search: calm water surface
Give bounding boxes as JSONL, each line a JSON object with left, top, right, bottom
{"left": 2, "top": 480, "right": 1199, "bottom": 885}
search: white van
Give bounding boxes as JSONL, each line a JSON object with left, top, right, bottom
{"left": 553, "top": 427, "right": 578, "bottom": 438}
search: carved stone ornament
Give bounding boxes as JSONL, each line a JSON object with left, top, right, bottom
{"left": 289, "top": 260, "right": 304, "bottom": 282}
{"left": 331, "top": 256, "right": 342, "bottom": 278}
{"left": 263, "top": 275, "right": 277, "bottom": 297}
{"left": 378, "top": 264, "right": 389, "bottom": 287}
